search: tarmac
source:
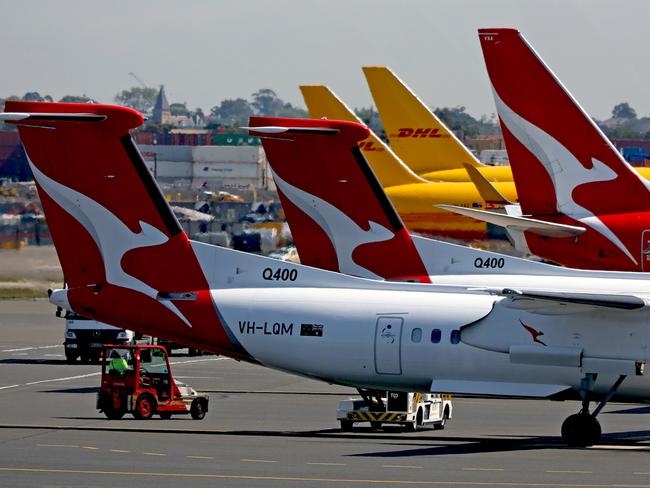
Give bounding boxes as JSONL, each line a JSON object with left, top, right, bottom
{"left": 2, "top": 299, "right": 650, "bottom": 487}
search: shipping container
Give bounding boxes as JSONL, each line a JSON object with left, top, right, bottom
{"left": 192, "top": 162, "right": 259, "bottom": 179}
{"left": 138, "top": 145, "right": 193, "bottom": 162}
{"left": 192, "top": 146, "right": 261, "bottom": 164}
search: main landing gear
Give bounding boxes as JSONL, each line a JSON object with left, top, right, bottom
{"left": 561, "top": 373, "right": 626, "bottom": 447}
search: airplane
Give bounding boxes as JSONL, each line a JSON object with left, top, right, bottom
{"left": 252, "top": 118, "right": 594, "bottom": 285}
{"left": 442, "top": 28, "right": 650, "bottom": 272}
{"left": 300, "top": 85, "right": 514, "bottom": 240}
{"left": 7, "top": 101, "right": 650, "bottom": 447}
{"left": 362, "top": 66, "right": 650, "bottom": 184}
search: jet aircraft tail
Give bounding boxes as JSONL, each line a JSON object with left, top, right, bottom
{"left": 479, "top": 28, "right": 650, "bottom": 217}
{"left": 362, "top": 66, "right": 483, "bottom": 175}
{"left": 248, "top": 116, "right": 431, "bottom": 282}
{"left": 299, "top": 85, "right": 427, "bottom": 188}
{"left": 2, "top": 101, "right": 246, "bottom": 357}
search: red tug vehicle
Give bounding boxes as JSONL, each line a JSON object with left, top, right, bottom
{"left": 97, "top": 344, "right": 209, "bottom": 420}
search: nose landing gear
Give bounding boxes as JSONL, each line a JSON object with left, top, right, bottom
{"left": 561, "top": 374, "right": 626, "bottom": 447}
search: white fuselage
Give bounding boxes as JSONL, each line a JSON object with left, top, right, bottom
{"left": 214, "top": 285, "right": 650, "bottom": 401}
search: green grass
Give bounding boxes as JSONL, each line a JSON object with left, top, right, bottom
{"left": 0, "top": 288, "right": 48, "bottom": 300}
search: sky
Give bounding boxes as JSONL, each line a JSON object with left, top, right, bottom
{"left": 1, "top": 0, "right": 648, "bottom": 120}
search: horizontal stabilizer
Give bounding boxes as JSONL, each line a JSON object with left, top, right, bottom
{"left": 463, "top": 163, "right": 512, "bottom": 205}
{"left": 437, "top": 204, "right": 585, "bottom": 237}
{"left": 482, "top": 287, "right": 648, "bottom": 311}
{"left": 431, "top": 379, "right": 570, "bottom": 398}
{"left": 243, "top": 126, "right": 339, "bottom": 136}
{"left": 0, "top": 112, "right": 106, "bottom": 123}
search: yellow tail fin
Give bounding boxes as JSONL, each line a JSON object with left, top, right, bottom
{"left": 299, "top": 85, "right": 426, "bottom": 187}
{"left": 362, "top": 66, "right": 483, "bottom": 175}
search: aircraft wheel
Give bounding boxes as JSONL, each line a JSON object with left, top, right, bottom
{"left": 561, "top": 413, "right": 601, "bottom": 447}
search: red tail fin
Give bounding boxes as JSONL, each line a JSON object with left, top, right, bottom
{"left": 479, "top": 28, "right": 650, "bottom": 217}
{"left": 249, "top": 117, "right": 430, "bottom": 282}
{"left": 6, "top": 101, "right": 241, "bottom": 357}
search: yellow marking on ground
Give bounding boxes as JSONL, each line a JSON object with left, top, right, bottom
{"left": 81, "top": 446, "right": 99, "bottom": 450}
{"left": 36, "top": 444, "right": 78, "bottom": 448}
{"left": 143, "top": 452, "right": 166, "bottom": 457}
{"left": 110, "top": 449, "right": 129, "bottom": 453}
{"left": 546, "top": 471, "right": 592, "bottom": 474}
{"left": 240, "top": 458, "right": 277, "bottom": 463}
{"left": 307, "top": 462, "right": 347, "bottom": 466}
{"left": 0, "top": 466, "right": 641, "bottom": 486}
{"left": 187, "top": 456, "right": 214, "bottom": 460}
{"left": 463, "top": 468, "right": 505, "bottom": 472}
{"left": 383, "top": 465, "right": 423, "bottom": 469}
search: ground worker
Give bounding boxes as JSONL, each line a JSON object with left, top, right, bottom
{"left": 108, "top": 350, "right": 129, "bottom": 374}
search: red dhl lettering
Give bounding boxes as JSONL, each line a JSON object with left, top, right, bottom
{"left": 395, "top": 128, "right": 444, "bottom": 138}
{"left": 358, "top": 140, "right": 385, "bottom": 151}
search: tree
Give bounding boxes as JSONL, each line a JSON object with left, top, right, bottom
{"left": 612, "top": 102, "right": 637, "bottom": 119}
{"left": 354, "top": 107, "right": 384, "bottom": 135}
{"left": 210, "top": 98, "right": 253, "bottom": 127}
{"left": 58, "top": 95, "right": 96, "bottom": 103}
{"left": 170, "top": 102, "right": 190, "bottom": 116}
{"left": 22, "top": 92, "right": 52, "bottom": 102}
{"left": 277, "top": 102, "right": 308, "bottom": 118}
{"left": 251, "top": 89, "right": 284, "bottom": 116}
{"left": 114, "top": 87, "right": 158, "bottom": 114}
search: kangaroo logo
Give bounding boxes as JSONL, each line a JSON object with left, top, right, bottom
{"left": 520, "top": 320, "right": 547, "bottom": 346}
{"left": 270, "top": 168, "right": 395, "bottom": 279}
{"left": 28, "top": 158, "right": 192, "bottom": 327}
{"left": 493, "top": 87, "right": 638, "bottom": 265}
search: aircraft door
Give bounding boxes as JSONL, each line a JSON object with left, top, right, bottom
{"left": 642, "top": 230, "right": 650, "bottom": 271}
{"left": 374, "top": 316, "right": 403, "bottom": 375}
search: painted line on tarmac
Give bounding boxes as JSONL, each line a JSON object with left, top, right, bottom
{"left": 187, "top": 455, "right": 214, "bottom": 460}
{"left": 546, "top": 471, "right": 592, "bottom": 474}
{"left": 2, "top": 345, "right": 61, "bottom": 352}
{"left": 36, "top": 444, "right": 79, "bottom": 448}
{"left": 0, "top": 357, "right": 226, "bottom": 392}
{"left": 25, "top": 372, "right": 100, "bottom": 386}
{"left": 0, "top": 466, "right": 645, "bottom": 486}
{"left": 307, "top": 462, "right": 346, "bottom": 466}
{"left": 0, "top": 424, "right": 561, "bottom": 446}
{"left": 241, "top": 458, "right": 277, "bottom": 463}
{"left": 383, "top": 465, "right": 423, "bottom": 469}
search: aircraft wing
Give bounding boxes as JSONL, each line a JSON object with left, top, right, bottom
{"left": 478, "top": 287, "right": 648, "bottom": 311}
{"left": 437, "top": 204, "right": 585, "bottom": 238}
{"left": 463, "top": 163, "right": 512, "bottom": 206}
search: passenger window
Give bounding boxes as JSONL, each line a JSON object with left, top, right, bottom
{"left": 411, "top": 328, "right": 422, "bottom": 343}
{"left": 431, "top": 329, "right": 441, "bottom": 343}
{"left": 450, "top": 329, "right": 461, "bottom": 344}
